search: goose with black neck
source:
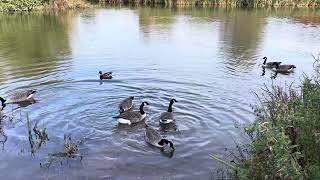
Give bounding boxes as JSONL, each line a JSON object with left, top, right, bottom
{"left": 113, "top": 101, "right": 149, "bottom": 125}
{"left": 160, "top": 99, "right": 178, "bottom": 124}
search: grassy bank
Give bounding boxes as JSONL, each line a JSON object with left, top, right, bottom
{"left": 0, "top": 0, "right": 89, "bottom": 12}
{"left": 222, "top": 56, "right": 320, "bottom": 179}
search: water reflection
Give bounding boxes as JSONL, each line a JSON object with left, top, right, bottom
{"left": 0, "top": 126, "right": 7, "bottom": 149}
{"left": 138, "top": 7, "right": 176, "bottom": 39}
{"left": 15, "top": 98, "right": 37, "bottom": 108}
{"left": 160, "top": 147, "right": 175, "bottom": 158}
{"left": 0, "top": 13, "right": 74, "bottom": 85}
{"left": 261, "top": 67, "right": 266, "bottom": 76}
{"left": 159, "top": 122, "right": 178, "bottom": 131}
{"left": 219, "top": 10, "right": 265, "bottom": 73}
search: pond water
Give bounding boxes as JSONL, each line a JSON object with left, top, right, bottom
{"left": 0, "top": 7, "right": 320, "bottom": 179}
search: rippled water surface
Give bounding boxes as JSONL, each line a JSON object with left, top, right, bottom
{"left": 0, "top": 7, "right": 320, "bottom": 179}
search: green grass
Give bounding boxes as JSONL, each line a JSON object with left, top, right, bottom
{"left": 232, "top": 57, "right": 320, "bottom": 179}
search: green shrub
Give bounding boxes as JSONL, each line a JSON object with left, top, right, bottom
{"left": 235, "top": 57, "right": 320, "bottom": 179}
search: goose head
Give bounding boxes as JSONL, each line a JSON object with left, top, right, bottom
{"left": 262, "top": 57, "right": 267, "bottom": 64}
{"left": 30, "top": 90, "right": 37, "bottom": 94}
{"left": 142, "top": 101, "right": 149, "bottom": 106}
{"left": 168, "top": 99, "right": 178, "bottom": 112}
{"left": 170, "top": 99, "right": 178, "bottom": 103}
{"left": 130, "top": 96, "right": 134, "bottom": 100}
{"left": 99, "top": 71, "right": 103, "bottom": 75}
{"left": 159, "top": 139, "right": 175, "bottom": 150}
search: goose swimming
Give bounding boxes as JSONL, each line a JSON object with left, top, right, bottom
{"left": 159, "top": 99, "right": 178, "bottom": 124}
{"left": 99, "top": 71, "right": 112, "bottom": 80}
{"left": 262, "top": 57, "right": 281, "bottom": 68}
{"left": 0, "top": 90, "right": 36, "bottom": 105}
{"left": 272, "top": 63, "right": 296, "bottom": 73}
{"left": 113, "top": 101, "right": 149, "bottom": 125}
{"left": 145, "top": 125, "right": 174, "bottom": 150}
{"left": 0, "top": 97, "right": 6, "bottom": 110}
{"left": 119, "top": 96, "right": 134, "bottom": 113}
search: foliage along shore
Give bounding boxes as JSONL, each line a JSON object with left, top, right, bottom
{"left": 214, "top": 55, "right": 320, "bottom": 179}
{"left": 0, "top": 0, "right": 90, "bottom": 12}
{"left": 100, "top": 0, "right": 320, "bottom": 8}
{"left": 0, "top": 0, "right": 319, "bottom": 12}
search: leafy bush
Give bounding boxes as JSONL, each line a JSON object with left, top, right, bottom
{"left": 235, "top": 56, "right": 320, "bottom": 179}
{"left": 0, "top": 0, "right": 42, "bottom": 11}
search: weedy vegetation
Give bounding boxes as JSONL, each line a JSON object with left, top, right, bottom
{"left": 26, "top": 114, "right": 49, "bottom": 156}
{"left": 213, "top": 54, "right": 320, "bottom": 179}
{"left": 40, "top": 134, "right": 83, "bottom": 168}
{"left": 0, "top": 0, "right": 89, "bottom": 12}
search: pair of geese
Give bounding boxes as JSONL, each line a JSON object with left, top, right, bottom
{"left": 262, "top": 57, "right": 296, "bottom": 73}
{"left": 114, "top": 96, "right": 177, "bottom": 151}
{"left": 0, "top": 90, "right": 36, "bottom": 110}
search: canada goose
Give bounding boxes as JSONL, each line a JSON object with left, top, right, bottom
{"left": 160, "top": 99, "right": 178, "bottom": 124}
{"left": 145, "top": 125, "right": 174, "bottom": 150}
{"left": 113, "top": 101, "right": 149, "bottom": 125}
{"left": 262, "top": 57, "right": 281, "bottom": 68}
{"left": 99, "top": 71, "right": 112, "bottom": 80}
{"left": 0, "top": 90, "right": 36, "bottom": 105}
{"left": 277, "top": 64, "right": 296, "bottom": 69}
{"left": 119, "top": 96, "right": 134, "bottom": 113}
{"left": 0, "top": 97, "right": 6, "bottom": 110}
{"left": 272, "top": 63, "right": 296, "bottom": 73}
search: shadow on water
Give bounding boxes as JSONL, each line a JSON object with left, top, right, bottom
{"left": 260, "top": 66, "right": 295, "bottom": 80}
{"left": 160, "top": 148, "right": 175, "bottom": 158}
{"left": 16, "top": 98, "right": 37, "bottom": 108}
{"left": 159, "top": 122, "right": 178, "bottom": 132}
{"left": 271, "top": 71, "right": 295, "bottom": 79}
